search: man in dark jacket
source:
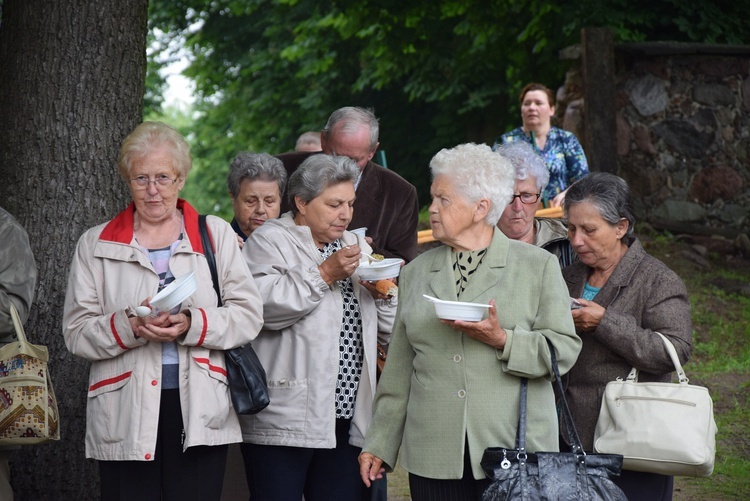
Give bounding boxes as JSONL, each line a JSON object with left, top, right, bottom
{"left": 278, "top": 107, "right": 419, "bottom": 263}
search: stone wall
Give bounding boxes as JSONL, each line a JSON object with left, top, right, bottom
{"left": 560, "top": 42, "right": 750, "bottom": 236}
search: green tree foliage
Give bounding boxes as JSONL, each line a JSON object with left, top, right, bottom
{"left": 148, "top": 0, "right": 750, "bottom": 217}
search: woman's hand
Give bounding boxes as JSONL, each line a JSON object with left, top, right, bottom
{"left": 359, "top": 277, "right": 398, "bottom": 300}
{"left": 318, "top": 245, "right": 361, "bottom": 285}
{"left": 137, "top": 310, "right": 189, "bottom": 343}
{"left": 358, "top": 452, "right": 385, "bottom": 488}
{"left": 570, "top": 298, "right": 605, "bottom": 332}
{"left": 441, "top": 300, "right": 507, "bottom": 349}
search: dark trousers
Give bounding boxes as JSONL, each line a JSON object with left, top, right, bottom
{"left": 99, "top": 389, "right": 228, "bottom": 501}
{"left": 241, "top": 418, "right": 366, "bottom": 501}
{"left": 614, "top": 469, "right": 674, "bottom": 501}
{"left": 408, "top": 442, "right": 490, "bottom": 501}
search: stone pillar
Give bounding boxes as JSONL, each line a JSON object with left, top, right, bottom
{"left": 581, "top": 27, "right": 617, "bottom": 173}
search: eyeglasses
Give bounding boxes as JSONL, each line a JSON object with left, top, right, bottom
{"left": 130, "top": 175, "right": 178, "bottom": 189}
{"left": 509, "top": 192, "right": 540, "bottom": 205}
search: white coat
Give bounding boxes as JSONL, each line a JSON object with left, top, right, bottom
{"left": 240, "top": 213, "right": 396, "bottom": 448}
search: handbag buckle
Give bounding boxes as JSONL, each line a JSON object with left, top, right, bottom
{"left": 500, "top": 449, "right": 511, "bottom": 469}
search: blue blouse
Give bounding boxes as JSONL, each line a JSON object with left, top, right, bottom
{"left": 494, "top": 126, "right": 589, "bottom": 203}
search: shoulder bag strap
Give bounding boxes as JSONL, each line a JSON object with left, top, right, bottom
{"left": 547, "top": 338, "right": 586, "bottom": 454}
{"left": 8, "top": 302, "right": 29, "bottom": 344}
{"left": 655, "top": 332, "right": 689, "bottom": 384}
{"left": 198, "top": 215, "right": 222, "bottom": 308}
{"left": 515, "top": 377, "right": 528, "bottom": 453}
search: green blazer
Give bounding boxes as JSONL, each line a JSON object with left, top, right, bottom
{"left": 363, "top": 229, "right": 581, "bottom": 480}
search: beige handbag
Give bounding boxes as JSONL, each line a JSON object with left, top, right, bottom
{"left": 593, "top": 332, "right": 717, "bottom": 477}
{"left": 0, "top": 303, "right": 60, "bottom": 445}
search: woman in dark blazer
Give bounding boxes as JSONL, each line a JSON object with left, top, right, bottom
{"left": 359, "top": 143, "right": 581, "bottom": 501}
{"left": 562, "top": 172, "right": 693, "bottom": 501}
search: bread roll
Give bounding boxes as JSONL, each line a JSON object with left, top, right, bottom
{"left": 375, "top": 279, "right": 398, "bottom": 297}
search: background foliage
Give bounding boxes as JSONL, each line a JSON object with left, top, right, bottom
{"left": 145, "top": 0, "right": 750, "bottom": 220}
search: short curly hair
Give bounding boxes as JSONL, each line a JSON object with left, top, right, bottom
{"left": 117, "top": 121, "right": 191, "bottom": 182}
{"left": 429, "top": 143, "right": 515, "bottom": 226}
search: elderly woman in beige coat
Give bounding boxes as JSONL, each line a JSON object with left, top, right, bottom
{"left": 240, "top": 154, "right": 396, "bottom": 500}
{"left": 359, "top": 143, "right": 581, "bottom": 501}
{"left": 63, "top": 122, "right": 263, "bottom": 501}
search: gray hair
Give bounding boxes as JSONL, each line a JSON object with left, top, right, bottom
{"left": 287, "top": 154, "right": 361, "bottom": 215}
{"left": 429, "top": 143, "right": 515, "bottom": 226}
{"left": 322, "top": 107, "right": 379, "bottom": 150}
{"left": 227, "top": 152, "right": 287, "bottom": 198}
{"left": 118, "top": 121, "right": 191, "bottom": 181}
{"left": 564, "top": 172, "right": 636, "bottom": 239}
{"left": 494, "top": 141, "right": 550, "bottom": 192}
{"left": 295, "top": 131, "right": 321, "bottom": 152}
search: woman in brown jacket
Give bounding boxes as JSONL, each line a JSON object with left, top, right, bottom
{"left": 562, "top": 172, "right": 692, "bottom": 501}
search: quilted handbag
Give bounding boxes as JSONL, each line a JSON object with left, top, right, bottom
{"left": 199, "top": 215, "right": 269, "bottom": 415}
{"left": 0, "top": 303, "right": 60, "bottom": 445}
{"left": 481, "top": 340, "right": 627, "bottom": 501}
{"left": 594, "top": 332, "right": 717, "bottom": 477}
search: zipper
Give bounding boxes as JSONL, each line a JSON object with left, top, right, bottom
{"left": 616, "top": 396, "right": 696, "bottom": 407}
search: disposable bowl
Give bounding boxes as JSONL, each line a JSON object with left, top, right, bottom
{"left": 423, "top": 294, "right": 491, "bottom": 322}
{"left": 355, "top": 258, "right": 402, "bottom": 281}
{"left": 150, "top": 271, "right": 197, "bottom": 312}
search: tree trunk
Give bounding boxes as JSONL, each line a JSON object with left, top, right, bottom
{"left": 0, "top": 0, "right": 148, "bottom": 498}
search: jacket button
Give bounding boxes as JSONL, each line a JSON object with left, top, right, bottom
{"left": 145, "top": 453, "right": 152, "bottom": 460}
{"left": 151, "top": 380, "right": 158, "bottom": 386}
{"left": 453, "top": 354, "right": 462, "bottom": 363}
{"left": 457, "top": 389, "right": 466, "bottom": 398}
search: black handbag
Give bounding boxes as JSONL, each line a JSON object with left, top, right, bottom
{"left": 481, "top": 340, "right": 627, "bottom": 501}
{"left": 198, "top": 215, "right": 270, "bottom": 415}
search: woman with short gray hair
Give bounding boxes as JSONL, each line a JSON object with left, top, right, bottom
{"left": 495, "top": 141, "right": 576, "bottom": 268}
{"left": 227, "top": 152, "right": 287, "bottom": 241}
{"left": 562, "top": 172, "right": 692, "bottom": 501}
{"left": 239, "top": 154, "right": 396, "bottom": 500}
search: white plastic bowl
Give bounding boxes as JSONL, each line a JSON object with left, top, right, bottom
{"left": 356, "top": 258, "right": 402, "bottom": 281}
{"left": 350, "top": 227, "right": 367, "bottom": 238}
{"left": 423, "top": 294, "right": 491, "bottom": 322}
{"left": 150, "top": 271, "right": 197, "bottom": 312}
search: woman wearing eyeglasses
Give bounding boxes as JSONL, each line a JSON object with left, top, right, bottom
{"left": 63, "top": 121, "right": 264, "bottom": 500}
{"left": 493, "top": 82, "right": 588, "bottom": 208}
{"left": 495, "top": 141, "right": 577, "bottom": 269}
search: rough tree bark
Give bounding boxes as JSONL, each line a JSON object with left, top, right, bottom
{"left": 0, "top": 0, "right": 148, "bottom": 498}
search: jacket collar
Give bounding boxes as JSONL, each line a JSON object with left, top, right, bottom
{"left": 427, "top": 229, "right": 509, "bottom": 302}
{"left": 564, "top": 238, "right": 644, "bottom": 307}
{"left": 98, "top": 199, "right": 203, "bottom": 253}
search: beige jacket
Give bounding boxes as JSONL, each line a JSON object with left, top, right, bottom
{"left": 240, "top": 214, "right": 396, "bottom": 448}
{"left": 63, "top": 201, "right": 264, "bottom": 461}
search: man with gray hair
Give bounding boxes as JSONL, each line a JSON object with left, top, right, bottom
{"left": 0, "top": 206, "right": 38, "bottom": 501}
{"left": 277, "top": 107, "right": 419, "bottom": 263}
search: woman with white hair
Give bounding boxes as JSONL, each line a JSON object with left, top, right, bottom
{"left": 241, "top": 154, "right": 396, "bottom": 500}
{"left": 359, "top": 143, "right": 581, "bottom": 500}
{"left": 495, "top": 141, "right": 576, "bottom": 268}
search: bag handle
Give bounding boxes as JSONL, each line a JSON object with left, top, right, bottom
{"left": 625, "top": 332, "right": 688, "bottom": 384}
{"left": 655, "top": 332, "right": 688, "bottom": 384}
{"left": 513, "top": 339, "right": 586, "bottom": 455}
{"left": 198, "top": 215, "right": 222, "bottom": 308}
{"left": 8, "top": 302, "right": 29, "bottom": 345}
